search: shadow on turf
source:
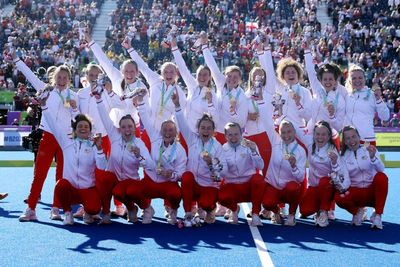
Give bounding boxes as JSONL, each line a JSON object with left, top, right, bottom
{"left": 258, "top": 218, "right": 400, "bottom": 253}
{"left": 33, "top": 216, "right": 255, "bottom": 254}
{"left": 0, "top": 205, "right": 20, "bottom": 219}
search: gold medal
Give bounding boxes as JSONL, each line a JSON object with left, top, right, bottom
{"left": 229, "top": 97, "right": 236, "bottom": 106}
{"left": 363, "top": 142, "right": 370, "bottom": 148}
{"left": 200, "top": 151, "right": 209, "bottom": 158}
{"left": 284, "top": 154, "right": 290, "bottom": 160}
{"left": 156, "top": 167, "right": 162, "bottom": 175}
{"left": 64, "top": 101, "right": 70, "bottom": 108}
{"left": 288, "top": 89, "right": 295, "bottom": 98}
{"left": 127, "top": 143, "right": 132, "bottom": 151}
{"left": 241, "top": 139, "right": 248, "bottom": 147}
{"left": 158, "top": 108, "right": 164, "bottom": 117}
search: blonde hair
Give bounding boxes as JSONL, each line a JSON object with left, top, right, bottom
{"left": 51, "top": 65, "right": 71, "bottom": 86}
{"left": 345, "top": 64, "right": 365, "bottom": 93}
{"left": 196, "top": 65, "right": 212, "bottom": 87}
{"left": 224, "top": 65, "right": 242, "bottom": 78}
{"left": 84, "top": 63, "right": 103, "bottom": 76}
{"left": 279, "top": 119, "right": 295, "bottom": 133}
{"left": 247, "top": 67, "right": 266, "bottom": 92}
{"left": 160, "top": 62, "right": 178, "bottom": 82}
{"left": 276, "top": 58, "right": 303, "bottom": 85}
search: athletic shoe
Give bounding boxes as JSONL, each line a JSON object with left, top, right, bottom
{"left": 19, "top": 208, "right": 38, "bottom": 222}
{"left": 227, "top": 209, "right": 239, "bottom": 224}
{"left": 215, "top": 203, "right": 227, "bottom": 217}
{"left": 362, "top": 207, "right": 368, "bottom": 221}
{"left": 50, "top": 207, "right": 62, "bottom": 221}
{"left": 112, "top": 204, "right": 127, "bottom": 217}
{"left": 328, "top": 210, "right": 336, "bottom": 220}
{"left": 164, "top": 205, "right": 172, "bottom": 219}
{"left": 280, "top": 206, "right": 288, "bottom": 218}
{"left": 83, "top": 213, "right": 94, "bottom": 224}
{"left": 284, "top": 214, "right": 296, "bottom": 226}
{"left": 225, "top": 205, "right": 240, "bottom": 220}
{"left": 316, "top": 211, "right": 329, "bottom": 227}
{"left": 196, "top": 207, "right": 206, "bottom": 220}
{"left": 167, "top": 209, "right": 178, "bottom": 225}
{"left": 271, "top": 212, "right": 282, "bottom": 224}
{"left": 73, "top": 206, "right": 85, "bottom": 218}
{"left": 184, "top": 212, "right": 193, "bottom": 227}
{"left": 352, "top": 208, "right": 364, "bottom": 226}
{"left": 205, "top": 210, "right": 216, "bottom": 224}
{"left": 0, "top": 192, "right": 8, "bottom": 200}
{"left": 63, "top": 211, "right": 74, "bottom": 225}
{"left": 251, "top": 214, "right": 263, "bottom": 227}
{"left": 98, "top": 213, "right": 112, "bottom": 225}
{"left": 259, "top": 209, "right": 272, "bottom": 220}
{"left": 370, "top": 212, "right": 383, "bottom": 230}
{"left": 191, "top": 204, "right": 198, "bottom": 217}
{"left": 142, "top": 205, "right": 155, "bottom": 224}
{"left": 127, "top": 205, "right": 138, "bottom": 223}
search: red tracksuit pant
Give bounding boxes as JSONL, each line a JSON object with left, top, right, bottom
{"left": 335, "top": 172, "right": 388, "bottom": 215}
{"left": 218, "top": 174, "right": 266, "bottom": 215}
{"left": 181, "top": 171, "right": 218, "bottom": 212}
{"left": 246, "top": 132, "right": 272, "bottom": 177}
{"left": 96, "top": 171, "right": 147, "bottom": 213}
{"left": 27, "top": 131, "right": 63, "bottom": 210}
{"left": 55, "top": 178, "right": 101, "bottom": 214}
{"left": 263, "top": 181, "right": 303, "bottom": 214}
{"left": 139, "top": 174, "right": 182, "bottom": 209}
{"left": 300, "top": 177, "right": 334, "bottom": 216}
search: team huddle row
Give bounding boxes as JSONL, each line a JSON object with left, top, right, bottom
{"left": 15, "top": 32, "right": 389, "bottom": 229}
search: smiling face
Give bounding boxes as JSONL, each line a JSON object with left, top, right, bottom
{"left": 279, "top": 123, "right": 295, "bottom": 144}
{"left": 225, "top": 70, "right": 241, "bottom": 89}
{"left": 119, "top": 117, "right": 136, "bottom": 141}
{"left": 225, "top": 124, "right": 242, "bottom": 145}
{"left": 75, "top": 120, "right": 91, "bottom": 140}
{"left": 162, "top": 64, "right": 177, "bottom": 86}
{"left": 343, "top": 128, "right": 360, "bottom": 151}
{"left": 350, "top": 70, "right": 366, "bottom": 91}
{"left": 198, "top": 120, "right": 214, "bottom": 143}
{"left": 283, "top": 66, "right": 299, "bottom": 86}
{"left": 313, "top": 125, "right": 330, "bottom": 148}
{"left": 161, "top": 121, "right": 177, "bottom": 145}
{"left": 86, "top": 67, "right": 102, "bottom": 86}
{"left": 197, "top": 68, "right": 211, "bottom": 87}
{"left": 123, "top": 63, "right": 138, "bottom": 85}
{"left": 55, "top": 70, "right": 70, "bottom": 90}
{"left": 321, "top": 72, "right": 337, "bottom": 92}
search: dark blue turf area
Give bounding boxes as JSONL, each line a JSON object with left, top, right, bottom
{"left": 0, "top": 163, "right": 399, "bottom": 267}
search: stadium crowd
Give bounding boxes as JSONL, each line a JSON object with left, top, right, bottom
{"left": 0, "top": 0, "right": 399, "bottom": 123}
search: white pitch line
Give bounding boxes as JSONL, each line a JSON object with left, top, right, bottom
{"left": 241, "top": 203, "right": 275, "bottom": 267}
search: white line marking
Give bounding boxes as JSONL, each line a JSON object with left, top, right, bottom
{"left": 241, "top": 203, "right": 275, "bottom": 267}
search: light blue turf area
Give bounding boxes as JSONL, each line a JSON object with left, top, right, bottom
{"left": 0, "top": 165, "right": 399, "bottom": 267}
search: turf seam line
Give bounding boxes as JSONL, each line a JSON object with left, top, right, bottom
{"left": 241, "top": 203, "right": 275, "bottom": 267}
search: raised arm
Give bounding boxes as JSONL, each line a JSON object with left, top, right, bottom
{"left": 202, "top": 46, "right": 226, "bottom": 90}
{"left": 171, "top": 40, "right": 197, "bottom": 96}
{"left": 96, "top": 97, "right": 119, "bottom": 141}
{"left": 304, "top": 50, "right": 325, "bottom": 99}
{"left": 260, "top": 47, "right": 278, "bottom": 94}
{"left": 257, "top": 99, "right": 280, "bottom": 144}
{"left": 137, "top": 99, "right": 158, "bottom": 140}
{"left": 127, "top": 48, "right": 161, "bottom": 88}
{"left": 14, "top": 58, "right": 46, "bottom": 92}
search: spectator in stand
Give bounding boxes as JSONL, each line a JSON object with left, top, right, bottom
{"left": 390, "top": 114, "right": 399, "bottom": 127}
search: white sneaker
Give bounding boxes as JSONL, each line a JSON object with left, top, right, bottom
{"left": 370, "top": 212, "right": 383, "bottom": 229}
{"left": 191, "top": 204, "right": 198, "bottom": 217}
{"left": 362, "top": 207, "right": 368, "bottom": 221}
{"left": 284, "top": 214, "right": 296, "bottom": 226}
{"left": 328, "top": 210, "right": 336, "bottom": 220}
{"left": 224, "top": 205, "right": 240, "bottom": 220}
{"left": 205, "top": 210, "right": 216, "bottom": 224}
{"left": 63, "top": 211, "right": 74, "bottom": 225}
{"left": 164, "top": 205, "right": 172, "bottom": 218}
{"left": 227, "top": 209, "right": 239, "bottom": 224}
{"left": 50, "top": 207, "right": 62, "bottom": 221}
{"left": 167, "top": 209, "right": 178, "bottom": 225}
{"left": 98, "top": 213, "right": 112, "bottom": 225}
{"left": 19, "top": 207, "right": 38, "bottom": 222}
{"left": 196, "top": 207, "right": 206, "bottom": 220}
{"left": 251, "top": 214, "right": 263, "bottom": 227}
{"left": 260, "top": 209, "right": 272, "bottom": 220}
{"left": 352, "top": 208, "right": 364, "bottom": 226}
{"left": 112, "top": 205, "right": 127, "bottom": 217}
{"left": 73, "top": 206, "right": 85, "bottom": 218}
{"left": 279, "top": 206, "right": 287, "bottom": 218}
{"left": 184, "top": 212, "right": 193, "bottom": 227}
{"left": 142, "top": 205, "right": 155, "bottom": 224}
{"left": 316, "top": 210, "right": 329, "bottom": 227}
{"left": 271, "top": 212, "right": 282, "bottom": 224}
{"left": 83, "top": 213, "right": 94, "bottom": 224}
{"left": 127, "top": 205, "right": 138, "bottom": 223}
{"left": 215, "top": 203, "right": 227, "bottom": 217}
